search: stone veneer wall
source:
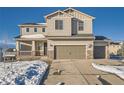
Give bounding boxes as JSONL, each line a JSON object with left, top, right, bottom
{"left": 47, "top": 50, "right": 54, "bottom": 59}
{"left": 87, "top": 50, "right": 93, "bottom": 59}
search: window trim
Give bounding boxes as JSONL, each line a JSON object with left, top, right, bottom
{"left": 55, "top": 20, "right": 63, "bottom": 30}
{"left": 42, "top": 28, "right": 45, "bottom": 32}
{"left": 34, "top": 28, "right": 37, "bottom": 32}
{"left": 78, "top": 21, "right": 84, "bottom": 31}
{"left": 26, "top": 28, "right": 29, "bottom": 32}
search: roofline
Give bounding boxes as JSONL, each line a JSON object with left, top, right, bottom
{"left": 47, "top": 36, "right": 95, "bottom": 40}
{"left": 44, "top": 10, "right": 63, "bottom": 18}
{"left": 44, "top": 8, "right": 95, "bottom": 19}
{"left": 18, "top": 23, "right": 47, "bottom": 27}
{"left": 44, "top": 10, "right": 73, "bottom": 19}
{"left": 15, "top": 38, "right": 47, "bottom": 41}
{"left": 95, "top": 40, "right": 111, "bottom": 43}
{"left": 63, "top": 8, "right": 95, "bottom": 19}
{"left": 15, "top": 36, "right": 94, "bottom": 41}
{"left": 18, "top": 25, "right": 46, "bottom": 27}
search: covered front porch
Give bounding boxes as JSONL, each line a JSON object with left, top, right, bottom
{"left": 16, "top": 39, "right": 47, "bottom": 56}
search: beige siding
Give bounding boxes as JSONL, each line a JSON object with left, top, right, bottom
{"left": 19, "top": 9, "right": 93, "bottom": 37}
{"left": 20, "top": 26, "right": 47, "bottom": 36}
{"left": 65, "top": 10, "right": 93, "bottom": 35}
{"left": 77, "top": 19, "right": 92, "bottom": 34}
{"left": 64, "top": 10, "right": 93, "bottom": 20}
{"left": 46, "top": 11, "right": 93, "bottom": 36}
{"left": 46, "top": 16, "right": 72, "bottom": 36}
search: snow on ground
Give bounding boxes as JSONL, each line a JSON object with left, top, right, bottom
{"left": 120, "top": 59, "right": 124, "bottom": 62}
{"left": 0, "top": 60, "right": 48, "bottom": 85}
{"left": 21, "top": 34, "right": 45, "bottom": 39}
{"left": 92, "top": 63, "right": 124, "bottom": 79}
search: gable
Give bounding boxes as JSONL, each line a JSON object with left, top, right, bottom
{"left": 63, "top": 8, "right": 95, "bottom": 20}
{"left": 45, "top": 8, "right": 95, "bottom": 20}
{"left": 45, "top": 10, "right": 72, "bottom": 19}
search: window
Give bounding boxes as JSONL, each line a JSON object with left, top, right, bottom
{"left": 34, "top": 28, "right": 37, "bottom": 32}
{"left": 37, "top": 43, "right": 42, "bottom": 50}
{"left": 26, "top": 28, "right": 29, "bottom": 32}
{"left": 55, "top": 20, "right": 63, "bottom": 30}
{"left": 42, "top": 28, "right": 45, "bottom": 32}
{"left": 78, "top": 21, "right": 84, "bottom": 31}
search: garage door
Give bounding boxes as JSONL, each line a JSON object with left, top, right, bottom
{"left": 94, "top": 46, "right": 106, "bottom": 59}
{"left": 54, "top": 45, "right": 86, "bottom": 59}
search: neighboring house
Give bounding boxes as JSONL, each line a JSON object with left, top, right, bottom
{"left": 3, "top": 48, "right": 16, "bottom": 61}
{"left": 109, "top": 41, "right": 122, "bottom": 55}
{"left": 94, "top": 36, "right": 110, "bottom": 59}
{"left": 15, "top": 8, "right": 109, "bottom": 59}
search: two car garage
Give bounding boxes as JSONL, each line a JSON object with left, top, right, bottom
{"left": 54, "top": 45, "right": 86, "bottom": 59}
{"left": 50, "top": 36, "right": 109, "bottom": 59}
{"left": 53, "top": 45, "right": 107, "bottom": 59}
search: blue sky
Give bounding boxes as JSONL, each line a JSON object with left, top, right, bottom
{"left": 0, "top": 7, "right": 124, "bottom": 44}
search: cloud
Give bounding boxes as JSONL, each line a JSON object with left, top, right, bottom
{"left": 0, "top": 40, "right": 15, "bottom": 45}
{"left": 0, "top": 40, "right": 4, "bottom": 43}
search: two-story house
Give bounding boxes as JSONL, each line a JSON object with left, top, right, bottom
{"left": 15, "top": 8, "right": 97, "bottom": 59}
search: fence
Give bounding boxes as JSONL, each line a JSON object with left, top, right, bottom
{"left": 19, "top": 51, "right": 43, "bottom": 56}
{"left": 19, "top": 51, "right": 32, "bottom": 56}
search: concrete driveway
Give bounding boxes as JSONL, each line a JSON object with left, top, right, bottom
{"left": 44, "top": 59, "right": 124, "bottom": 85}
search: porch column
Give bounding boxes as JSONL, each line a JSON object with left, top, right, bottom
{"left": 106, "top": 45, "right": 109, "bottom": 59}
{"left": 32, "top": 40, "right": 36, "bottom": 56}
{"left": 16, "top": 41, "right": 20, "bottom": 56}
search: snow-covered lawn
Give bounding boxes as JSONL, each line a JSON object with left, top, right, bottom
{"left": 0, "top": 60, "right": 48, "bottom": 85}
{"left": 92, "top": 63, "right": 124, "bottom": 79}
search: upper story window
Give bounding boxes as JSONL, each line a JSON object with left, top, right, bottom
{"left": 78, "top": 21, "right": 84, "bottom": 31}
{"left": 55, "top": 20, "right": 63, "bottom": 30}
{"left": 42, "top": 28, "right": 45, "bottom": 32}
{"left": 26, "top": 28, "right": 29, "bottom": 32}
{"left": 34, "top": 28, "right": 37, "bottom": 32}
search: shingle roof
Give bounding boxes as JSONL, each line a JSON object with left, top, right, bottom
{"left": 19, "top": 23, "right": 46, "bottom": 26}
{"left": 110, "top": 42, "right": 121, "bottom": 45}
{"left": 73, "top": 34, "right": 94, "bottom": 37}
{"left": 20, "top": 23, "right": 39, "bottom": 25}
{"left": 14, "top": 35, "right": 21, "bottom": 38}
{"left": 45, "top": 8, "right": 95, "bottom": 19}
{"left": 6, "top": 48, "right": 15, "bottom": 52}
{"left": 95, "top": 36, "right": 110, "bottom": 40}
